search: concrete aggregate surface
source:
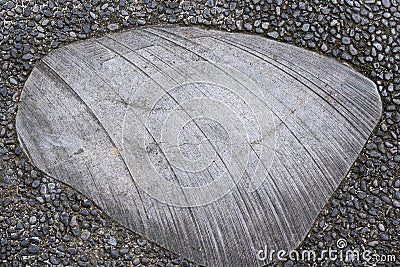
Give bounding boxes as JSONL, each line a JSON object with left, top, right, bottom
{"left": 0, "top": 0, "right": 400, "bottom": 266}
{"left": 15, "top": 25, "right": 382, "bottom": 266}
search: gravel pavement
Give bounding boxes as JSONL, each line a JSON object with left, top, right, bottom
{"left": 0, "top": 0, "right": 399, "bottom": 266}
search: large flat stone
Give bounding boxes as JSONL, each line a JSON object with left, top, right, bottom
{"left": 16, "top": 26, "right": 381, "bottom": 266}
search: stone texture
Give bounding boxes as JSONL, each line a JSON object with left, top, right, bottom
{"left": 16, "top": 26, "right": 381, "bottom": 266}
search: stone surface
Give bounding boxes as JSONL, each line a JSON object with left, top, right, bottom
{"left": 16, "top": 26, "right": 381, "bottom": 266}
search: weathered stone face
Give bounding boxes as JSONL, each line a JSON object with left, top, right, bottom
{"left": 16, "top": 26, "right": 381, "bottom": 266}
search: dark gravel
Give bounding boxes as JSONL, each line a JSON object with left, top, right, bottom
{"left": 1, "top": 0, "right": 400, "bottom": 266}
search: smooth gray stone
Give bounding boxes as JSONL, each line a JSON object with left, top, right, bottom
{"left": 16, "top": 26, "right": 382, "bottom": 266}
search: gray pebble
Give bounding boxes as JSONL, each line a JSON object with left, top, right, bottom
{"left": 137, "top": 19, "right": 146, "bottom": 26}
{"left": 81, "top": 231, "right": 90, "bottom": 240}
{"left": 302, "top": 23, "right": 310, "bottom": 32}
{"left": 368, "top": 240, "right": 379, "bottom": 247}
{"left": 22, "top": 54, "right": 33, "bottom": 60}
{"left": 50, "top": 256, "right": 59, "bottom": 265}
{"left": 342, "top": 37, "right": 351, "bottom": 45}
{"left": 352, "top": 13, "right": 361, "bottom": 23}
{"left": 137, "top": 239, "right": 147, "bottom": 246}
{"left": 382, "top": 0, "right": 390, "bottom": 8}
{"left": 133, "top": 258, "right": 140, "bottom": 265}
{"left": 244, "top": 23, "right": 252, "bottom": 31}
{"left": 120, "top": 247, "right": 129, "bottom": 255}
{"left": 28, "top": 245, "right": 40, "bottom": 254}
{"left": 206, "top": 0, "right": 215, "bottom": 7}
{"left": 6, "top": 1, "right": 15, "bottom": 9}
{"left": 110, "top": 249, "right": 119, "bottom": 259}
{"left": 107, "top": 24, "right": 119, "bottom": 31}
{"left": 69, "top": 215, "right": 77, "bottom": 227}
{"left": 267, "top": 31, "right": 279, "bottom": 39}
{"left": 60, "top": 213, "right": 69, "bottom": 225}
{"left": 9, "top": 77, "right": 18, "bottom": 85}
{"left": 29, "top": 216, "right": 37, "bottom": 225}
{"left": 108, "top": 237, "right": 117, "bottom": 246}
{"left": 48, "top": 183, "right": 55, "bottom": 190}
